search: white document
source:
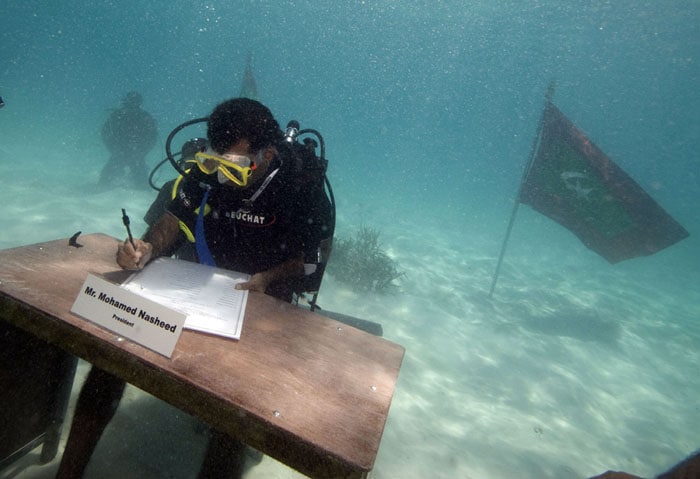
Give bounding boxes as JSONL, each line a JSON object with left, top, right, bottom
{"left": 121, "top": 257, "right": 250, "bottom": 340}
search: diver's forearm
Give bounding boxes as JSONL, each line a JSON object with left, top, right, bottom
{"left": 142, "top": 212, "right": 180, "bottom": 258}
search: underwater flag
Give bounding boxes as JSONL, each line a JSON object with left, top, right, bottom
{"left": 519, "top": 102, "right": 689, "bottom": 264}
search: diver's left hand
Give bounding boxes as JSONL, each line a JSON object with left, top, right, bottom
{"left": 235, "top": 272, "right": 270, "bottom": 294}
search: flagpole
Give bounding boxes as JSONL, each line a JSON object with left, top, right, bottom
{"left": 488, "top": 83, "right": 555, "bottom": 298}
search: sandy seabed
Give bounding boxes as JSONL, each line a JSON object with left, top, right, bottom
{"left": 1, "top": 142, "right": 698, "bottom": 479}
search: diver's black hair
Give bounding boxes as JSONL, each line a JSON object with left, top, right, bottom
{"left": 207, "top": 98, "right": 282, "bottom": 154}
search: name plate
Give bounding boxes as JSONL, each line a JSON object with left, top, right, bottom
{"left": 71, "top": 274, "right": 186, "bottom": 358}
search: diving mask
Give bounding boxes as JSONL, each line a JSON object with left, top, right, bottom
{"left": 193, "top": 149, "right": 258, "bottom": 186}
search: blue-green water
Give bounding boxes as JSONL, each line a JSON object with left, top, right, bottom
{"left": 1, "top": 2, "right": 698, "bottom": 478}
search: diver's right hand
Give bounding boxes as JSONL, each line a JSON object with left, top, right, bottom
{"left": 116, "top": 238, "right": 153, "bottom": 270}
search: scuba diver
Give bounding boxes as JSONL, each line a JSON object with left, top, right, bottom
{"left": 56, "top": 97, "right": 335, "bottom": 479}
{"left": 99, "top": 91, "right": 158, "bottom": 189}
{"left": 144, "top": 100, "right": 334, "bottom": 305}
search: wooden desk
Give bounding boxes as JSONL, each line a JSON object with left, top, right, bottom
{"left": 0, "top": 234, "right": 404, "bottom": 478}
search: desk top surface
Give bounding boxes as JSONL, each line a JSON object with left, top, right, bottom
{"left": 0, "top": 234, "right": 404, "bottom": 478}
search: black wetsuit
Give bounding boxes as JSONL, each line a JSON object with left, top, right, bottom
{"left": 167, "top": 156, "right": 330, "bottom": 300}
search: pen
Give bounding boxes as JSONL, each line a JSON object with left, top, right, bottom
{"left": 121, "top": 208, "right": 137, "bottom": 250}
